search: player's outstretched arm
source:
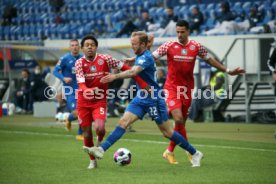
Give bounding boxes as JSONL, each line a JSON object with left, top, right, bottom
{"left": 123, "top": 57, "right": 135, "bottom": 66}
{"left": 206, "top": 57, "right": 246, "bottom": 75}
{"left": 101, "top": 66, "right": 143, "bottom": 83}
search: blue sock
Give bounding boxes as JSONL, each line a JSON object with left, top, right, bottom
{"left": 170, "top": 131, "right": 196, "bottom": 155}
{"left": 101, "top": 126, "right": 126, "bottom": 151}
{"left": 68, "top": 113, "right": 77, "bottom": 121}
{"left": 78, "top": 125, "right": 83, "bottom": 135}
{"left": 68, "top": 113, "right": 77, "bottom": 122}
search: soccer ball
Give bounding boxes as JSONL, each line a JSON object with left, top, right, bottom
{"left": 113, "top": 148, "right": 132, "bottom": 166}
{"left": 55, "top": 112, "right": 69, "bottom": 122}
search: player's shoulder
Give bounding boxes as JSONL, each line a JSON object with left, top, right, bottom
{"left": 137, "top": 50, "right": 154, "bottom": 65}
{"left": 189, "top": 39, "right": 202, "bottom": 48}
{"left": 61, "top": 53, "right": 72, "bottom": 60}
{"left": 163, "top": 40, "right": 178, "bottom": 47}
{"left": 97, "top": 53, "right": 111, "bottom": 60}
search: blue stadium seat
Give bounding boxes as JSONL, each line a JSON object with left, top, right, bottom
{"left": 233, "top": 2, "right": 243, "bottom": 16}
{"left": 199, "top": 3, "right": 206, "bottom": 10}
{"left": 242, "top": 1, "right": 252, "bottom": 14}
{"left": 271, "top": 1, "right": 276, "bottom": 13}
{"left": 262, "top": 9, "right": 274, "bottom": 24}
{"left": 206, "top": 3, "right": 215, "bottom": 11}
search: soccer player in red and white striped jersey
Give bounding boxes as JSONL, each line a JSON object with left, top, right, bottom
{"left": 152, "top": 20, "right": 245, "bottom": 164}
{"left": 75, "top": 35, "right": 148, "bottom": 169}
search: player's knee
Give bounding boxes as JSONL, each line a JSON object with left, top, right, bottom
{"left": 174, "top": 117, "right": 186, "bottom": 125}
{"left": 118, "top": 118, "right": 129, "bottom": 129}
{"left": 94, "top": 119, "right": 105, "bottom": 135}
{"left": 162, "top": 131, "right": 171, "bottom": 139}
{"left": 95, "top": 126, "right": 105, "bottom": 135}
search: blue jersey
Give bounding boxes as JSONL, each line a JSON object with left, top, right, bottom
{"left": 53, "top": 53, "right": 82, "bottom": 94}
{"left": 134, "top": 50, "right": 161, "bottom": 103}
{"left": 126, "top": 50, "right": 168, "bottom": 124}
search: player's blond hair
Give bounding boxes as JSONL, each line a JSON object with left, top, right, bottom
{"left": 131, "top": 31, "right": 148, "bottom": 45}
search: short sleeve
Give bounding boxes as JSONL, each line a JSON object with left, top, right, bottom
{"left": 152, "top": 41, "right": 175, "bottom": 59}
{"left": 197, "top": 43, "right": 210, "bottom": 60}
{"left": 75, "top": 59, "right": 85, "bottom": 83}
{"left": 101, "top": 54, "right": 124, "bottom": 69}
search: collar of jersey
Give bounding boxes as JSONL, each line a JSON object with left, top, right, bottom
{"left": 84, "top": 53, "right": 97, "bottom": 62}
{"left": 177, "top": 39, "right": 190, "bottom": 46}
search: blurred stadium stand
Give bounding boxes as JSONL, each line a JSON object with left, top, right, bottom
{"left": 0, "top": 0, "right": 275, "bottom": 40}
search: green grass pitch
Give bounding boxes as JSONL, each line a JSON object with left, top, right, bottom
{"left": 0, "top": 115, "right": 276, "bottom": 184}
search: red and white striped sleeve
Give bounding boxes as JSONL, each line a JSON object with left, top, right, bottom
{"left": 196, "top": 41, "right": 210, "bottom": 60}
{"left": 100, "top": 54, "right": 124, "bottom": 69}
{"left": 75, "top": 58, "right": 85, "bottom": 83}
{"left": 152, "top": 40, "right": 175, "bottom": 59}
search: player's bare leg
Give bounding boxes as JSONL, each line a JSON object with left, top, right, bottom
{"left": 94, "top": 119, "right": 106, "bottom": 146}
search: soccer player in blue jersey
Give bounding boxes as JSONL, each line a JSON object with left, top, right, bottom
{"left": 83, "top": 31, "right": 203, "bottom": 167}
{"left": 53, "top": 39, "right": 83, "bottom": 140}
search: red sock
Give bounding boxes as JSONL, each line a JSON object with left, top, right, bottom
{"left": 84, "top": 136, "right": 95, "bottom": 160}
{"left": 167, "top": 123, "right": 188, "bottom": 152}
{"left": 177, "top": 123, "right": 188, "bottom": 141}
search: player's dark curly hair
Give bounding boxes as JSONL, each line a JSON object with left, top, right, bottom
{"left": 80, "top": 35, "right": 98, "bottom": 48}
{"left": 176, "top": 20, "right": 190, "bottom": 30}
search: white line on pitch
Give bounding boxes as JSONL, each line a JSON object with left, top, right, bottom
{"left": 1, "top": 130, "right": 276, "bottom": 153}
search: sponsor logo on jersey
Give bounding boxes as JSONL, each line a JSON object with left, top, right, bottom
{"left": 174, "top": 45, "right": 179, "bottom": 49}
{"left": 98, "top": 59, "right": 104, "bottom": 65}
{"left": 173, "top": 55, "right": 194, "bottom": 62}
{"left": 181, "top": 49, "right": 187, "bottom": 55}
{"left": 90, "top": 66, "right": 97, "bottom": 72}
{"left": 138, "top": 59, "right": 146, "bottom": 65}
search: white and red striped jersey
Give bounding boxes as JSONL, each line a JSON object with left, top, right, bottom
{"left": 152, "top": 40, "right": 210, "bottom": 91}
{"left": 75, "top": 53, "right": 123, "bottom": 106}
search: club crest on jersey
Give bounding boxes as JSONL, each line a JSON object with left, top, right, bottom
{"left": 90, "top": 66, "right": 97, "bottom": 72}
{"left": 190, "top": 45, "right": 195, "bottom": 51}
{"left": 69, "top": 60, "right": 73, "bottom": 64}
{"left": 98, "top": 59, "right": 104, "bottom": 65}
{"left": 169, "top": 100, "right": 175, "bottom": 106}
{"left": 181, "top": 49, "right": 187, "bottom": 55}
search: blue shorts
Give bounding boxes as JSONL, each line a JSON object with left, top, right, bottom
{"left": 66, "top": 94, "right": 76, "bottom": 112}
{"left": 125, "top": 97, "right": 169, "bottom": 124}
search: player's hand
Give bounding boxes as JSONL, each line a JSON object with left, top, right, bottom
{"left": 100, "top": 74, "right": 116, "bottom": 83}
{"left": 228, "top": 67, "right": 246, "bottom": 76}
{"left": 63, "top": 77, "right": 72, "bottom": 84}
{"left": 123, "top": 57, "right": 135, "bottom": 66}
